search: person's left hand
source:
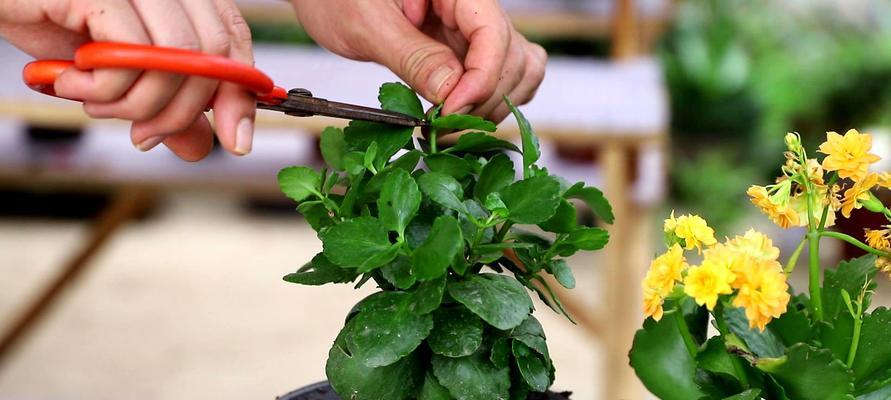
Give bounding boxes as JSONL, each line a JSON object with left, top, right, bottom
{"left": 292, "top": 0, "right": 547, "bottom": 123}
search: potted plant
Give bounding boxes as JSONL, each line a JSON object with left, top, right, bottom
{"left": 630, "top": 129, "right": 891, "bottom": 399}
{"left": 275, "top": 83, "right": 613, "bottom": 399}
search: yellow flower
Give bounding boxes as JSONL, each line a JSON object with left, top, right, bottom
{"left": 880, "top": 172, "right": 891, "bottom": 189}
{"left": 732, "top": 259, "right": 790, "bottom": 331}
{"left": 684, "top": 259, "right": 735, "bottom": 310}
{"left": 642, "top": 290, "right": 665, "bottom": 321}
{"left": 747, "top": 185, "right": 801, "bottom": 229}
{"left": 841, "top": 173, "right": 879, "bottom": 218}
{"left": 727, "top": 229, "right": 781, "bottom": 262}
{"left": 865, "top": 227, "right": 891, "bottom": 250}
{"left": 665, "top": 212, "right": 717, "bottom": 253}
{"left": 642, "top": 244, "right": 688, "bottom": 295}
{"left": 818, "top": 129, "right": 881, "bottom": 182}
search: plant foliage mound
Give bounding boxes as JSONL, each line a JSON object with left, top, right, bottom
{"left": 278, "top": 82, "right": 612, "bottom": 399}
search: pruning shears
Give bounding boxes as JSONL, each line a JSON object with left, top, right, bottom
{"left": 21, "top": 42, "right": 429, "bottom": 128}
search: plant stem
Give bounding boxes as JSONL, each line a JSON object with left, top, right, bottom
{"left": 884, "top": 207, "right": 891, "bottom": 221}
{"left": 817, "top": 173, "right": 839, "bottom": 232}
{"left": 785, "top": 238, "right": 807, "bottom": 274}
{"left": 494, "top": 221, "right": 514, "bottom": 242}
{"left": 820, "top": 231, "right": 891, "bottom": 258}
{"left": 429, "top": 129, "right": 438, "bottom": 154}
{"left": 805, "top": 180, "right": 824, "bottom": 321}
{"left": 847, "top": 304, "right": 863, "bottom": 368}
{"left": 673, "top": 304, "right": 697, "bottom": 359}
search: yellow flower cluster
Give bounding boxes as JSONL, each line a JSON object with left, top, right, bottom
{"left": 818, "top": 129, "right": 881, "bottom": 181}
{"left": 865, "top": 227, "right": 891, "bottom": 277}
{"left": 643, "top": 214, "right": 790, "bottom": 331}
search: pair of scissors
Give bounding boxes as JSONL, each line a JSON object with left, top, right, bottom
{"left": 21, "top": 42, "right": 429, "bottom": 128}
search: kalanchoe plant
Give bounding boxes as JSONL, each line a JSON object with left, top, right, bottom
{"left": 277, "top": 83, "right": 613, "bottom": 400}
{"left": 630, "top": 130, "right": 891, "bottom": 399}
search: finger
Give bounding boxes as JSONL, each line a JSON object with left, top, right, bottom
{"left": 489, "top": 42, "right": 547, "bottom": 123}
{"left": 210, "top": 0, "right": 257, "bottom": 156}
{"left": 362, "top": 3, "right": 464, "bottom": 104}
{"left": 402, "top": 0, "right": 429, "bottom": 28}
{"left": 51, "top": 0, "right": 151, "bottom": 102}
{"left": 82, "top": 0, "right": 204, "bottom": 121}
{"left": 161, "top": 115, "right": 215, "bottom": 161}
{"left": 466, "top": 32, "right": 529, "bottom": 119}
{"left": 130, "top": 76, "right": 217, "bottom": 150}
{"left": 439, "top": 0, "right": 511, "bottom": 114}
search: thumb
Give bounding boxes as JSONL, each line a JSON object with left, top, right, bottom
{"left": 366, "top": 17, "right": 463, "bottom": 104}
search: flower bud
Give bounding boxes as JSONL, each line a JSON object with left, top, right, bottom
{"left": 859, "top": 191, "right": 886, "bottom": 213}
{"left": 785, "top": 132, "right": 802, "bottom": 152}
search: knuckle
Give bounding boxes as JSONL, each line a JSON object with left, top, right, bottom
{"left": 400, "top": 42, "right": 451, "bottom": 85}
{"left": 226, "top": 11, "right": 253, "bottom": 47}
{"left": 205, "top": 28, "right": 232, "bottom": 56}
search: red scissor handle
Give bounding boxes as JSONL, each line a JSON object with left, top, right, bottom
{"left": 22, "top": 42, "right": 288, "bottom": 105}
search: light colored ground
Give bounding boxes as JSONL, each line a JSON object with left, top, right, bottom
{"left": 0, "top": 193, "right": 605, "bottom": 400}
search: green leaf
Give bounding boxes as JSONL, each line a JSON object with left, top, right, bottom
{"left": 697, "top": 336, "right": 745, "bottom": 385}
{"left": 284, "top": 253, "right": 358, "bottom": 286}
{"left": 475, "top": 154, "right": 516, "bottom": 201}
{"left": 724, "top": 305, "right": 786, "bottom": 358}
{"left": 564, "top": 227, "right": 609, "bottom": 250}
{"left": 408, "top": 276, "right": 446, "bottom": 314}
{"left": 425, "top": 153, "right": 473, "bottom": 179}
{"left": 390, "top": 149, "right": 423, "bottom": 172}
{"left": 537, "top": 199, "right": 577, "bottom": 233}
{"left": 344, "top": 121, "right": 413, "bottom": 165}
{"left": 296, "top": 200, "right": 334, "bottom": 231}
{"left": 490, "top": 338, "right": 510, "bottom": 369}
{"left": 564, "top": 183, "right": 614, "bottom": 224}
{"left": 357, "top": 243, "right": 400, "bottom": 273}
{"left": 378, "top": 169, "right": 421, "bottom": 235}
{"left": 412, "top": 216, "right": 463, "bottom": 281}
{"left": 428, "top": 306, "right": 484, "bottom": 358}
{"left": 723, "top": 389, "right": 762, "bottom": 400}
{"left": 320, "top": 127, "right": 346, "bottom": 170}
{"left": 381, "top": 256, "right": 416, "bottom": 290}
{"left": 327, "top": 328, "right": 423, "bottom": 400}
{"left": 363, "top": 141, "right": 379, "bottom": 171}
{"left": 278, "top": 166, "right": 321, "bottom": 202}
{"left": 548, "top": 259, "right": 575, "bottom": 289}
{"left": 379, "top": 82, "right": 424, "bottom": 119}
{"left": 504, "top": 96, "right": 539, "bottom": 178}
{"left": 499, "top": 176, "right": 562, "bottom": 224}
{"left": 819, "top": 313, "right": 854, "bottom": 367}
{"left": 824, "top": 255, "right": 878, "bottom": 322}
{"left": 431, "top": 114, "right": 496, "bottom": 132}
{"left": 418, "top": 372, "right": 452, "bottom": 400}
{"left": 432, "top": 350, "right": 510, "bottom": 400}
{"left": 320, "top": 216, "right": 392, "bottom": 268}
{"left": 858, "top": 381, "right": 891, "bottom": 399}
{"left": 346, "top": 291, "right": 434, "bottom": 367}
{"left": 444, "top": 131, "right": 520, "bottom": 154}
{"left": 768, "top": 302, "right": 813, "bottom": 346}
{"left": 629, "top": 311, "right": 707, "bottom": 400}
{"left": 448, "top": 273, "right": 533, "bottom": 330}
{"left": 512, "top": 340, "right": 551, "bottom": 392}
{"left": 755, "top": 343, "right": 855, "bottom": 400}
{"left": 850, "top": 307, "right": 891, "bottom": 391}
{"left": 418, "top": 172, "right": 469, "bottom": 214}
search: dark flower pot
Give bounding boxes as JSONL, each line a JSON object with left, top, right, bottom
{"left": 276, "top": 382, "right": 572, "bottom": 400}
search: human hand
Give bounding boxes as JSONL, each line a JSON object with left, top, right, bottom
{"left": 0, "top": 0, "right": 256, "bottom": 160}
{"left": 292, "top": 0, "right": 546, "bottom": 123}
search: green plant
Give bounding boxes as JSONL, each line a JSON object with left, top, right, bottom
{"left": 630, "top": 130, "right": 891, "bottom": 399}
{"left": 277, "top": 83, "right": 612, "bottom": 399}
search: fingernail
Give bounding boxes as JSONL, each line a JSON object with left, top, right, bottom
{"left": 428, "top": 66, "right": 457, "bottom": 99}
{"left": 456, "top": 106, "right": 473, "bottom": 115}
{"left": 234, "top": 118, "right": 253, "bottom": 156}
{"left": 135, "top": 136, "right": 165, "bottom": 152}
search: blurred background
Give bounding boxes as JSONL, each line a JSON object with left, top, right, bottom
{"left": 1, "top": 0, "right": 890, "bottom": 399}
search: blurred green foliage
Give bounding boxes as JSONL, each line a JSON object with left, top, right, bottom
{"left": 663, "top": 0, "right": 891, "bottom": 228}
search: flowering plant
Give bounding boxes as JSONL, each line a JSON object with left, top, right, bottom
{"left": 277, "top": 83, "right": 612, "bottom": 399}
{"left": 630, "top": 129, "right": 891, "bottom": 399}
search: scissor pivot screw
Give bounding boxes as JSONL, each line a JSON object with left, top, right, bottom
{"left": 288, "top": 88, "right": 313, "bottom": 97}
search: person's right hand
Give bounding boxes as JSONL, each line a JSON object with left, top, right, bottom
{"left": 0, "top": 0, "right": 257, "bottom": 160}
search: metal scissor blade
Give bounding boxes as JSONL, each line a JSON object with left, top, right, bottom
{"left": 259, "top": 89, "right": 428, "bottom": 128}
